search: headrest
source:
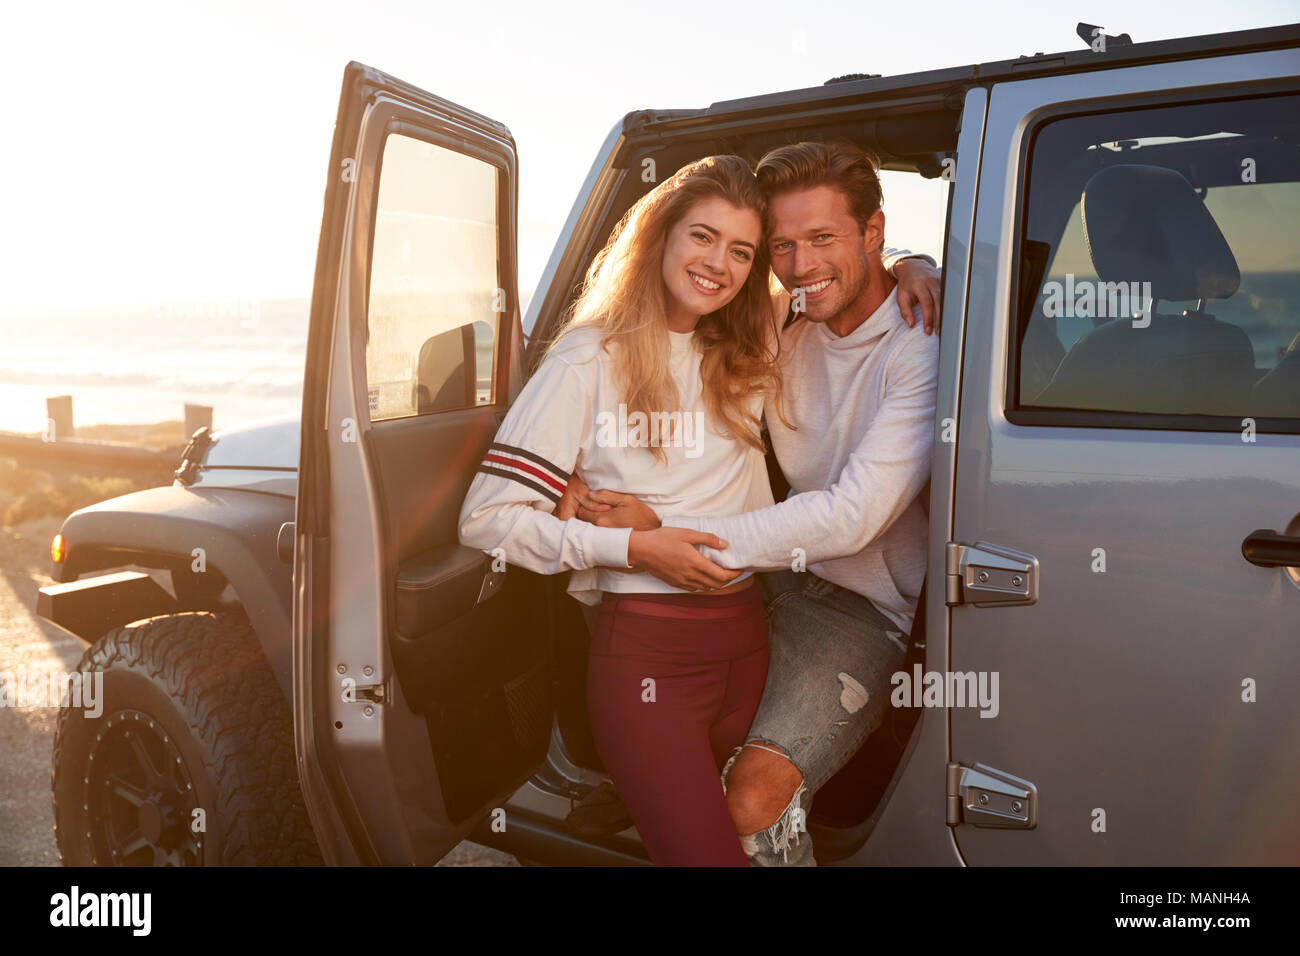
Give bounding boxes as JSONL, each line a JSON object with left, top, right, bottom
{"left": 1081, "top": 164, "right": 1239, "bottom": 302}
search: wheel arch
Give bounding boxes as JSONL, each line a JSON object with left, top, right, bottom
{"left": 50, "top": 484, "right": 295, "bottom": 697}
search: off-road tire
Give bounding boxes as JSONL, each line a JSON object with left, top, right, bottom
{"left": 51, "top": 610, "right": 322, "bottom": 865}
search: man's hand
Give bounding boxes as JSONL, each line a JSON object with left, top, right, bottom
{"left": 579, "top": 489, "right": 660, "bottom": 531}
{"left": 893, "top": 257, "right": 943, "bottom": 335}
{"left": 628, "top": 528, "right": 740, "bottom": 591}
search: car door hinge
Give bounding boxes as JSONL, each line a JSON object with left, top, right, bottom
{"left": 946, "top": 541, "right": 1039, "bottom": 607}
{"left": 946, "top": 762, "right": 1037, "bottom": 828}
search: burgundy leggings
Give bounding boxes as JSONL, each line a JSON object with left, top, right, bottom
{"left": 587, "top": 585, "right": 769, "bottom": 866}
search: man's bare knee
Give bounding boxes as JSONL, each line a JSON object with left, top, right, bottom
{"left": 724, "top": 740, "right": 803, "bottom": 835}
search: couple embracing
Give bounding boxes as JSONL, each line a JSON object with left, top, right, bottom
{"left": 459, "top": 141, "right": 940, "bottom": 866}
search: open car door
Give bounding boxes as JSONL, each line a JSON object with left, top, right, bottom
{"left": 293, "top": 62, "right": 551, "bottom": 865}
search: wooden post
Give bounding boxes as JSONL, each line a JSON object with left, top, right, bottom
{"left": 45, "top": 395, "right": 74, "bottom": 441}
{"left": 184, "top": 404, "right": 213, "bottom": 439}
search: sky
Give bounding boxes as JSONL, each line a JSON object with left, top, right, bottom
{"left": 0, "top": 0, "right": 1296, "bottom": 315}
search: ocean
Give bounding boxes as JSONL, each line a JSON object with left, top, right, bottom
{"left": 0, "top": 295, "right": 518, "bottom": 436}
{"left": 0, "top": 298, "right": 308, "bottom": 435}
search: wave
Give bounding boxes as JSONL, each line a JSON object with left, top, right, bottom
{"left": 0, "top": 366, "right": 303, "bottom": 396}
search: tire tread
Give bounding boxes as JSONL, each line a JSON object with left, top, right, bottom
{"left": 51, "top": 611, "right": 322, "bottom": 866}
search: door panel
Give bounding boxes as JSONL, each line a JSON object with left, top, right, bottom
{"left": 950, "top": 51, "right": 1300, "bottom": 865}
{"left": 856, "top": 86, "right": 988, "bottom": 867}
{"left": 295, "top": 62, "right": 550, "bottom": 864}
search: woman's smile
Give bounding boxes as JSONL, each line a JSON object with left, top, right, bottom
{"left": 688, "top": 270, "right": 724, "bottom": 294}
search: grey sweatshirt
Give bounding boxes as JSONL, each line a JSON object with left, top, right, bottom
{"left": 663, "top": 285, "right": 939, "bottom": 633}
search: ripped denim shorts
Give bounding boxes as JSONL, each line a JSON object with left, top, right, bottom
{"left": 720, "top": 569, "right": 910, "bottom": 866}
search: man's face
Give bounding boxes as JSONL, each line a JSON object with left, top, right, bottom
{"left": 767, "top": 185, "right": 881, "bottom": 323}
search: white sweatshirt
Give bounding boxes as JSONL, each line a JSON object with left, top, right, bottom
{"left": 458, "top": 251, "right": 925, "bottom": 608}
{"left": 663, "top": 286, "right": 939, "bottom": 634}
{"left": 457, "top": 324, "right": 771, "bottom": 604}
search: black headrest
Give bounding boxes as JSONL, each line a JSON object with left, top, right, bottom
{"left": 1081, "top": 164, "right": 1240, "bottom": 302}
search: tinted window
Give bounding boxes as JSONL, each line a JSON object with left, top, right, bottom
{"left": 1014, "top": 93, "right": 1300, "bottom": 423}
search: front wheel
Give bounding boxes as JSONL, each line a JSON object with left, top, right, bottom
{"left": 51, "top": 610, "right": 321, "bottom": 866}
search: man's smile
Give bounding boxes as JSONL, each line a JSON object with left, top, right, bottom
{"left": 795, "top": 277, "right": 834, "bottom": 299}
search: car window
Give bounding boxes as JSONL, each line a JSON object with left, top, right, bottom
{"left": 1012, "top": 92, "right": 1300, "bottom": 424}
{"left": 365, "top": 133, "right": 501, "bottom": 421}
{"left": 879, "top": 169, "right": 949, "bottom": 268}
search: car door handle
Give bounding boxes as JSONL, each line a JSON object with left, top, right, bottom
{"left": 1241, "top": 529, "right": 1300, "bottom": 569}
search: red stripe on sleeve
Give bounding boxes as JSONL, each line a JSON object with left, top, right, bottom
{"left": 482, "top": 453, "right": 568, "bottom": 494}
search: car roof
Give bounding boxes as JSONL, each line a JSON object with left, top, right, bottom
{"left": 628, "top": 22, "right": 1300, "bottom": 134}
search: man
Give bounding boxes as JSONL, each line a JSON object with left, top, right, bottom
{"left": 564, "top": 141, "right": 941, "bottom": 865}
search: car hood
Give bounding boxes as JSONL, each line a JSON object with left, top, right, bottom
{"left": 203, "top": 414, "right": 300, "bottom": 470}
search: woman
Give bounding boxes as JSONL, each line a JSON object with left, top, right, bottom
{"left": 459, "top": 155, "right": 929, "bottom": 864}
{"left": 460, "top": 155, "right": 779, "bottom": 865}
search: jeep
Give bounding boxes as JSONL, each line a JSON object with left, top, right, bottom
{"left": 38, "top": 21, "right": 1300, "bottom": 865}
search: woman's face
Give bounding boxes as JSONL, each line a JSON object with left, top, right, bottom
{"left": 660, "top": 196, "right": 762, "bottom": 327}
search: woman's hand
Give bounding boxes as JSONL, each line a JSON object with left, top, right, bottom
{"left": 557, "top": 478, "right": 660, "bottom": 531}
{"left": 894, "top": 257, "right": 943, "bottom": 335}
{"left": 579, "top": 489, "right": 661, "bottom": 531}
{"left": 555, "top": 474, "right": 608, "bottom": 521}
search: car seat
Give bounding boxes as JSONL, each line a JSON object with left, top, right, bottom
{"left": 413, "top": 324, "right": 476, "bottom": 413}
{"left": 1033, "top": 164, "right": 1256, "bottom": 415}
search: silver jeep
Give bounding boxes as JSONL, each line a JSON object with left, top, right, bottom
{"left": 39, "top": 21, "right": 1300, "bottom": 865}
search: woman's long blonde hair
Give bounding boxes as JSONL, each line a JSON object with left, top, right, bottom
{"left": 551, "top": 154, "right": 788, "bottom": 463}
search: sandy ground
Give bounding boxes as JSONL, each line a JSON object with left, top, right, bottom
{"left": 0, "top": 513, "right": 516, "bottom": 867}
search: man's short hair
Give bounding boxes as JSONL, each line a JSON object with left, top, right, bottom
{"left": 755, "top": 141, "right": 884, "bottom": 231}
